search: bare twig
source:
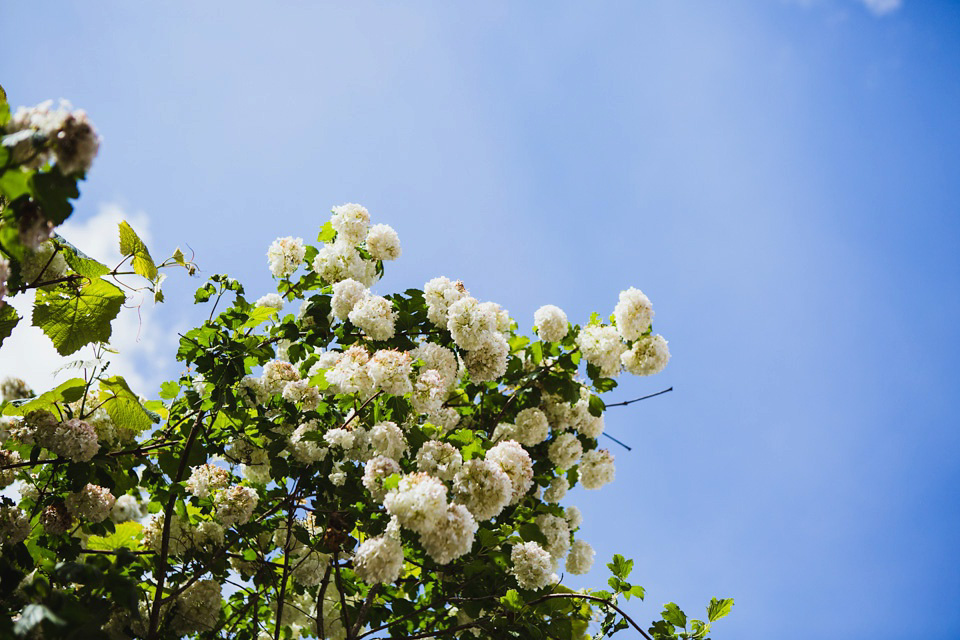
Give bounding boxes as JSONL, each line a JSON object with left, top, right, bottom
{"left": 603, "top": 387, "right": 673, "bottom": 408}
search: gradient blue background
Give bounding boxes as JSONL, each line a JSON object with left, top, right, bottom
{"left": 2, "top": 2, "right": 959, "bottom": 638}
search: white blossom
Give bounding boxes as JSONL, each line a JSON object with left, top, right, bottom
{"left": 416, "top": 440, "right": 463, "bottom": 482}
{"left": 324, "top": 427, "right": 356, "bottom": 451}
{"left": 0, "top": 505, "right": 30, "bottom": 547}
{"left": 289, "top": 422, "right": 328, "bottom": 464}
{"left": 411, "top": 369, "right": 447, "bottom": 415}
{"left": 282, "top": 379, "right": 320, "bottom": 410}
{"left": 349, "top": 295, "right": 397, "bottom": 340}
{"left": 365, "top": 223, "right": 402, "bottom": 261}
{"left": 267, "top": 236, "right": 306, "bottom": 278}
{"left": 110, "top": 494, "right": 143, "bottom": 523}
{"left": 614, "top": 287, "right": 654, "bottom": 341}
{"left": 214, "top": 485, "right": 258, "bottom": 527}
{"left": 462, "top": 332, "right": 509, "bottom": 382}
{"left": 185, "top": 464, "right": 229, "bottom": 499}
{"left": 353, "top": 534, "right": 404, "bottom": 585}
{"left": 579, "top": 449, "right": 615, "bottom": 490}
{"left": 65, "top": 484, "right": 115, "bottom": 523}
{"left": 411, "top": 342, "right": 459, "bottom": 388}
{"left": 566, "top": 539, "right": 595, "bottom": 575}
{"left": 369, "top": 422, "right": 407, "bottom": 461}
{"left": 255, "top": 293, "right": 284, "bottom": 310}
{"left": 564, "top": 505, "right": 583, "bottom": 530}
{"left": 420, "top": 503, "right": 478, "bottom": 564}
{"left": 362, "top": 456, "right": 401, "bottom": 502}
{"left": 621, "top": 334, "right": 670, "bottom": 376}
{"left": 325, "top": 346, "right": 374, "bottom": 396}
{"left": 330, "top": 203, "right": 371, "bottom": 245}
{"left": 486, "top": 440, "right": 534, "bottom": 504}
{"left": 447, "top": 297, "right": 497, "bottom": 351}
{"left": 510, "top": 541, "right": 555, "bottom": 590}
{"left": 383, "top": 472, "right": 447, "bottom": 535}
{"left": 423, "top": 276, "right": 468, "bottom": 327}
{"left": 367, "top": 350, "right": 413, "bottom": 396}
{"left": 513, "top": 408, "right": 549, "bottom": 446}
{"left": 535, "top": 513, "right": 571, "bottom": 561}
{"left": 452, "top": 458, "right": 512, "bottom": 521}
{"left": 331, "top": 278, "right": 367, "bottom": 321}
{"left": 576, "top": 325, "right": 626, "bottom": 378}
{"left": 171, "top": 579, "right": 221, "bottom": 635}
{"left": 542, "top": 476, "right": 569, "bottom": 503}
{"left": 312, "top": 241, "right": 378, "bottom": 286}
{"left": 261, "top": 360, "right": 300, "bottom": 395}
{"left": 534, "top": 305, "right": 568, "bottom": 343}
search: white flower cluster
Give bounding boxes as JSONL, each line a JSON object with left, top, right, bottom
{"left": 348, "top": 294, "right": 397, "bottom": 340}
{"left": 262, "top": 359, "right": 300, "bottom": 395}
{"left": 307, "top": 203, "right": 397, "bottom": 288}
{"left": 534, "top": 305, "right": 568, "bottom": 343}
{"left": 6, "top": 99, "right": 101, "bottom": 174}
{"left": 579, "top": 449, "right": 616, "bottom": 490}
{"left": 510, "top": 541, "right": 556, "bottom": 590}
{"left": 0, "top": 505, "right": 30, "bottom": 547}
{"left": 214, "top": 485, "right": 258, "bottom": 527}
{"left": 548, "top": 432, "right": 583, "bottom": 470}
{"left": 565, "top": 539, "right": 595, "bottom": 575}
{"left": 110, "top": 494, "right": 144, "bottom": 523}
{"left": 452, "top": 458, "right": 512, "bottom": 521}
{"left": 367, "top": 350, "right": 413, "bottom": 395}
{"left": 28, "top": 412, "right": 99, "bottom": 462}
{"left": 415, "top": 440, "right": 462, "bottom": 482}
{"left": 331, "top": 278, "right": 367, "bottom": 321}
{"left": 365, "top": 223, "right": 402, "bottom": 261}
{"left": 614, "top": 287, "right": 654, "bottom": 341}
{"left": 486, "top": 440, "right": 534, "bottom": 505}
{"left": 423, "top": 277, "right": 468, "bottom": 327}
{"left": 170, "top": 579, "right": 221, "bottom": 635}
{"left": 577, "top": 325, "right": 626, "bottom": 378}
{"left": 621, "top": 334, "right": 671, "bottom": 376}
{"left": 266, "top": 236, "right": 306, "bottom": 278}
{"left": 185, "top": 464, "right": 230, "bottom": 499}
{"left": 142, "top": 513, "right": 225, "bottom": 556}
{"left": 255, "top": 293, "right": 284, "bottom": 310}
{"left": 289, "top": 421, "right": 329, "bottom": 465}
{"left": 362, "top": 455, "right": 401, "bottom": 501}
{"left": 353, "top": 534, "right": 404, "bottom": 585}
{"left": 0, "top": 450, "right": 21, "bottom": 488}
{"left": 65, "top": 483, "right": 115, "bottom": 523}
{"left": 493, "top": 408, "right": 549, "bottom": 447}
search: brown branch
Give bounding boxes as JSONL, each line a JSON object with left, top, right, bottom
{"left": 526, "top": 593, "right": 653, "bottom": 640}
{"left": 350, "top": 584, "right": 380, "bottom": 638}
{"left": 146, "top": 410, "right": 207, "bottom": 639}
{"left": 333, "top": 551, "right": 353, "bottom": 639}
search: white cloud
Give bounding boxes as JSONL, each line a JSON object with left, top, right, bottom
{"left": 0, "top": 203, "right": 180, "bottom": 396}
{"left": 859, "top": 0, "right": 902, "bottom": 15}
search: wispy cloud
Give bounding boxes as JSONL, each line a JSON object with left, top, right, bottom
{"left": 859, "top": 0, "right": 902, "bottom": 16}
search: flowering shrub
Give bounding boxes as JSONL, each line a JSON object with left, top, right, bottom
{"left": 0, "top": 87, "right": 732, "bottom": 639}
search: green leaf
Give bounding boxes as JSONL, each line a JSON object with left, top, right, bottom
{"left": 56, "top": 235, "right": 109, "bottom": 278}
{"left": 706, "top": 597, "right": 734, "bottom": 622}
{"left": 85, "top": 521, "right": 142, "bottom": 551}
{"left": 158, "top": 380, "right": 179, "bottom": 401}
{"left": 18, "top": 378, "right": 87, "bottom": 414}
{"left": 98, "top": 375, "right": 153, "bottom": 434}
{"left": 588, "top": 394, "right": 605, "bottom": 417}
{"left": 31, "top": 168, "right": 79, "bottom": 225}
{"left": 500, "top": 589, "right": 523, "bottom": 611}
{"left": 607, "top": 554, "right": 634, "bottom": 580}
{"left": 0, "top": 168, "right": 32, "bottom": 200}
{"left": 662, "top": 603, "right": 687, "bottom": 628}
{"left": 0, "top": 304, "right": 20, "bottom": 346}
{"left": 118, "top": 220, "right": 158, "bottom": 280}
{"left": 241, "top": 306, "right": 278, "bottom": 330}
{"left": 629, "top": 585, "right": 646, "bottom": 601}
{"left": 32, "top": 278, "right": 124, "bottom": 355}
{"left": 317, "top": 220, "right": 335, "bottom": 244}
{"left": 519, "top": 523, "right": 548, "bottom": 546}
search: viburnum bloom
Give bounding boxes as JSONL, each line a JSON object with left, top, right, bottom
{"left": 621, "top": 333, "right": 671, "bottom": 376}
{"left": 452, "top": 458, "right": 512, "bottom": 521}
{"left": 353, "top": 534, "right": 404, "bottom": 585}
{"left": 365, "top": 223, "right": 402, "bottom": 261}
{"left": 486, "top": 440, "right": 534, "bottom": 504}
{"left": 576, "top": 325, "right": 626, "bottom": 378}
{"left": 534, "top": 304, "right": 568, "bottom": 342}
{"left": 613, "top": 287, "right": 654, "bottom": 341}
{"left": 579, "top": 449, "right": 616, "bottom": 489}
{"left": 510, "top": 541, "right": 556, "bottom": 590}
{"left": 566, "top": 539, "right": 595, "bottom": 575}
{"left": 266, "top": 236, "right": 306, "bottom": 278}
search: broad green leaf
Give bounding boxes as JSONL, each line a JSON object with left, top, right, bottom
{"left": 31, "top": 168, "right": 79, "bottom": 225}
{"left": 98, "top": 375, "right": 153, "bottom": 434}
{"left": 118, "top": 220, "right": 158, "bottom": 280}
{"left": 0, "top": 304, "right": 20, "bottom": 346}
{"left": 241, "top": 306, "right": 278, "bottom": 329}
{"left": 588, "top": 394, "right": 605, "bottom": 417}
{"left": 607, "top": 554, "right": 634, "bottom": 580}
{"left": 56, "top": 234, "right": 109, "bottom": 278}
{"left": 662, "top": 603, "right": 687, "bottom": 628}
{"left": 172, "top": 247, "right": 186, "bottom": 265}
{"left": 18, "top": 378, "right": 86, "bottom": 414}
{"left": 158, "top": 380, "right": 179, "bottom": 400}
{"left": 500, "top": 589, "right": 523, "bottom": 611}
{"left": 32, "top": 278, "right": 124, "bottom": 355}
{"left": 707, "top": 597, "right": 734, "bottom": 622}
{"left": 0, "top": 167, "right": 32, "bottom": 200}
{"left": 317, "top": 220, "right": 335, "bottom": 244}
{"left": 85, "top": 521, "right": 142, "bottom": 551}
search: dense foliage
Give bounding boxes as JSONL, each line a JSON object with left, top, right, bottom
{"left": 0, "top": 86, "right": 732, "bottom": 640}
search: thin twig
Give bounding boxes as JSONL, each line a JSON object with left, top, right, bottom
{"left": 526, "top": 593, "right": 654, "bottom": 640}
{"left": 603, "top": 387, "right": 673, "bottom": 408}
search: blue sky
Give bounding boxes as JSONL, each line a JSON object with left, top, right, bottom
{"left": 2, "top": 1, "right": 959, "bottom": 638}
